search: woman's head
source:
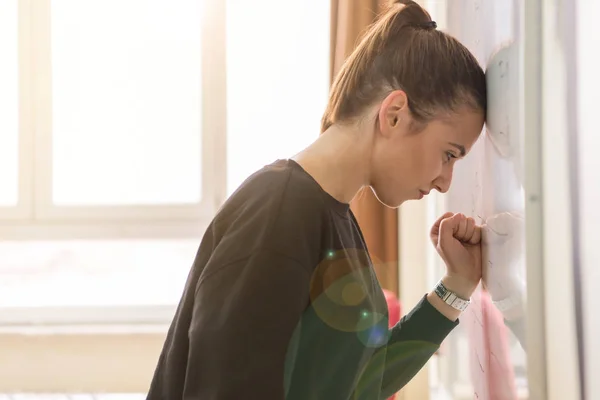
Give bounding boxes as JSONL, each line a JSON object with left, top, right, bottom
{"left": 322, "top": 0, "right": 486, "bottom": 207}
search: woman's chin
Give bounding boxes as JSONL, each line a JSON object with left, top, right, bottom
{"left": 371, "top": 189, "right": 406, "bottom": 209}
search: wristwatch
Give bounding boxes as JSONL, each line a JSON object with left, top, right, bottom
{"left": 434, "top": 280, "right": 471, "bottom": 312}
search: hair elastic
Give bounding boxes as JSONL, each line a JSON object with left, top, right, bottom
{"left": 421, "top": 21, "right": 437, "bottom": 29}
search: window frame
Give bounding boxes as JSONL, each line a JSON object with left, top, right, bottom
{"left": 0, "top": 0, "right": 227, "bottom": 240}
{"left": 0, "top": 0, "right": 227, "bottom": 329}
{"left": 0, "top": 1, "right": 333, "bottom": 392}
{"left": 0, "top": 0, "right": 33, "bottom": 221}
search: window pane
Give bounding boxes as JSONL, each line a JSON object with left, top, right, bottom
{"left": 0, "top": 239, "right": 196, "bottom": 308}
{"left": 51, "top": 0, "right": 203, "bottom": 206}
{"left": 225, "top": 0, "right": 330, "bottom": 196}
{"left": 0, "top": 0, "right": 19, "bottom": 207}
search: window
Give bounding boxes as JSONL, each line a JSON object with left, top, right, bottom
{"left": 225, "top": 1, "right": 330, "bottom": 195}
{"left": 50, "top": 0, "right": 204, "bottom": 208}
{"left": 0, "top": 0, "right": 330, "bottom": 323}
{"left": 2, "top": 0, "right": 216, "bottom": 236}
{"left": 0, "top": 0, "right": 20, "bottom": 209}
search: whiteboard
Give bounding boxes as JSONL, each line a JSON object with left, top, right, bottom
{"left": 426, "top": 1, "right": 530, "bottom": 399}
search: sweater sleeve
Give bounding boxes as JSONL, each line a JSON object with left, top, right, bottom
{"left": 181, "top": 250, "right": 311, "bottom": 400}
{"left": 354, "top": 294, "right": 459, "bottom": 399}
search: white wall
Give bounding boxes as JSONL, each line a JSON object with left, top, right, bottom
{"left": 576, "top": 1, "right": 600, "bottom": 398}
{"left": 437, "top": 1, "right": 530, "bottom": 398}
{"left": 403, "top": 1, "right": 585, "bottom": 399}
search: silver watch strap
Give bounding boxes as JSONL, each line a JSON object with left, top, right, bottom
{"left": 434, "top": 280, "right": 470, "bottom": 312}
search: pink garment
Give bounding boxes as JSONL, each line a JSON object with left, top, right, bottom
{"left": 465, "top": 289, "right": 518, "bottom": 400}
{"left": 384, "top": 289, "right": 402, "bottom": 328}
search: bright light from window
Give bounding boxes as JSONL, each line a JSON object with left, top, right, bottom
{"left": 51, "top": 0, "right": 203, "bottom": 206}
{"left": 225, "top": 0, "right": 330, "bottom": 196}
{"left": 0, "top": 240, "right": 198, "bottom": 308}
{"left": 0, "top": 1, "right": 331, "bottom": 312}
{"left": 0, "top": 0, "right": 19, "bottom": 207}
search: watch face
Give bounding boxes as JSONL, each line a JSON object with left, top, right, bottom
{"left": 434, "top": 281, "right": 447, "bottom": 299}
{"left": 434, "top": 281, "right": 470, "bottom": 311}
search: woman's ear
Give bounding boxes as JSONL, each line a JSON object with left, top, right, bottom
{"left": 378, "top": 90, "right": 410, "bottom": 138}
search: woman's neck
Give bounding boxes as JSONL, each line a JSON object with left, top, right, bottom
{"left": 292, "top": 124, "right": 373, "bottom": 204}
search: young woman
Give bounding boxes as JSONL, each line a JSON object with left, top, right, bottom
{"left": 147, "top": 1, "right": 487, "bottom": 399}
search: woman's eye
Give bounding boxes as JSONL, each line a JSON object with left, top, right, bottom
{"left": 445, "top": 151, "right": 457, "bottom": 162}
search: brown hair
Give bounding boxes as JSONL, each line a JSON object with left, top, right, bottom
{"left": 321, "top": 0, "right": 486, "bottom": 132}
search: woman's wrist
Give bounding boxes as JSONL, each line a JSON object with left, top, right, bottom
{"left": 426, "top": 291, "right": 462, "bottom": 321}
{"left": 426, "top": 276, "right": 473, "bottom": 321}
{"left": 440, "top": 274, "right": 477, "bottom": 300}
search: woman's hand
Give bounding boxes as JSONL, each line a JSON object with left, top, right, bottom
{"left": 430, "top": 212, "right": 483, "bottom": 299}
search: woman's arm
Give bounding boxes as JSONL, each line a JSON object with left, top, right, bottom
{"left": 374, "top": 212, "right": 484, "bottom": 398}
{"left": 426, "top": 274, "right": 478, "bottom": 322}
{"left": 376, "top": 292, "right": 459, "bottom": 398}
{"left": 182, "top": 250, "right": 311, "bottom": 400}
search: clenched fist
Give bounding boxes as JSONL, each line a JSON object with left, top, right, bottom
{"left": 430, "top": 212, "right": 483, "bottom": 299}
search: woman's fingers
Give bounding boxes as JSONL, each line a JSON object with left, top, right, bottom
{"left": 456, "top": 214, "right": 468, "bottom": 239}
{"left": 430, "top": 212, "right": 455, "bottom": 245}
{"left": 463, "top": 217, "right": 474, "bottom": 241}
{"left": 431, "top": 212, "right": 482, "bottom": 245}
{"left": 469, "top": 224, "right": 482, "bottom": 245}
{"left": 431, "top": 212, "right": 455, "bottom": 234}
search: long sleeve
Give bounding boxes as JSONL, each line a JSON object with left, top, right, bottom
{"left": 182, "top": 250, "right": 311, "bottom": 400}
{"left": 354, "top": 294, "right": 459, "bottom": 400}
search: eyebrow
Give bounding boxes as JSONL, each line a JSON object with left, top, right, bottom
{"left": 449, "top": 142, "right": 466, "bottom": 157}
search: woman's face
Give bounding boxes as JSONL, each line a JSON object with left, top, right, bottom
{"left": 369, "top": 97, "right": 484, "bottom": 208}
